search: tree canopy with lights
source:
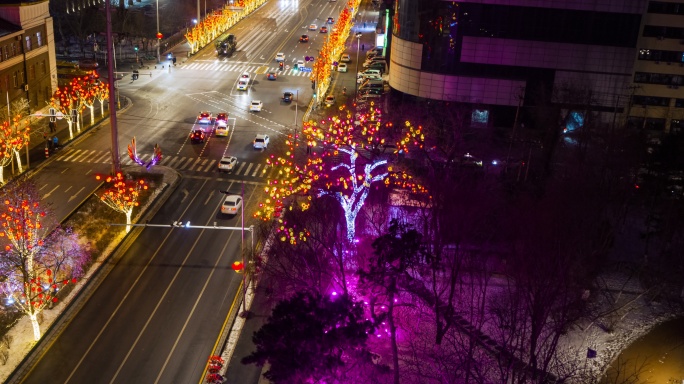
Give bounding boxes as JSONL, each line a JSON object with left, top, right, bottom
{"left": 0, "top": 118, "right": 30, "bottom": 184}
{"left": 255, "top": 105, "right": 428, "bottom": 243}
{"left": 0, "top": 181, "right": 86, "bottom": 340}
{"left": 96, "top": 172, "right": 148, "bottom": 233}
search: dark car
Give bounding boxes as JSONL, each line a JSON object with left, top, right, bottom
{"left": 267, "top": 71, "right": 277, "bottom": 80}
{"left": 320, "top": 26, "right": 328, "bottom": 33}
{"left": 327, "top": 17, "right": 334, "bottom": 24}
{"left": 359, "top": 88, "right": 384, "bottom": 96}
{"left": 300, "top": 35, "right": 309, "bottom": 43}
{"left": 283, "top": 92, "right": 294, "bottom": 102}
{"left": 190, "top": 129, "right": 206, "bottom": 143}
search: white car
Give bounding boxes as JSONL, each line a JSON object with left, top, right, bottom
{"left": 340, "top": 54, "right": 351, "bottom": 63}
{"left": 338, "top": 63, "right": 348, "bottom": 72}
{"left": 275, "top": 52, "right": 285, "bottom": 62}
{"left": 237, "top": 79, "right": 249, "bottom": 90}
{"left": 249, "top": 100, "right": 263, "bottom": 112}
{"left": 240, "top": 71, "right": 251, "bottom": 80}
{"left": 218, "top": 156, "right": 237, "bottom": 172}
{"left": 253, "top": 134, "right": 269, "bottom": 149}
{"left": 296, "top": 60, "right": 305, "bottom": 69}
{"left": 325, "top": 95, "right": 335, "bottom": 106}
{"left": 221, "top": 195, "right": 243, "bottom": 215}
{"left": 308, "top": 24, "right": 317, "bottom": 31}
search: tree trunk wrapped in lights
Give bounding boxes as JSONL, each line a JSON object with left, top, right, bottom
{"left": 255, "top": 105, "right": 429, "bottom": 243}
{"left": 92, "top": 80, "right": 110, "bottom": 118}
{"left": 95, "top": 172, "right": 149, "bottom": 233}
{"left": 50, "top": 87, "right": 79, "bottom": 139}
{"left": 0, "top": 118, "right": 30, "bottom": 182}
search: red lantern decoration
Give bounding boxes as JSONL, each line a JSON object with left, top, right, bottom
{"left": 231, "top": 261, "right": 244, "bottom": 273}
{"left": 156, "top": 32, "right": 163, "bottom": 40}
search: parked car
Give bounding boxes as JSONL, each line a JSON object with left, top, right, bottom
{"left": 253, "top": 134, "right": 270, "bottom": 149}
{"left": 78, "top": 59, "right": 99, "bottom": 70}
{"left": 221, "top": 195, "right": 242, "bottom": 215}
{"left": 218, "top": 156, "right": 237, "bottom": 172}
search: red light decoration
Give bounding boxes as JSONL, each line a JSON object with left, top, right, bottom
{"left": 231, "top": 261, "right": 244, "bottom": 273}
{"left": 156, "top": 32, "right": 163, "bottom": 40}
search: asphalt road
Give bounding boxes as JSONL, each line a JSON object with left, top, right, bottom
{"left": 17, "top": 0, "right": 352, "bottom": 382}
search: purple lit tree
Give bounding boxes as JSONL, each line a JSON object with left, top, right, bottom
{"left": 241, "top": 291, "right": 384, "bottom": 384}
{"left": 358, "top": 219, "right": 430, "bottom": 384}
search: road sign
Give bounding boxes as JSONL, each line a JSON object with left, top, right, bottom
{"left": 55, "top": 111, "right": 64, "bottom": 120}
{"left": 300, "top": 67, "right": 312, "bottom": 73}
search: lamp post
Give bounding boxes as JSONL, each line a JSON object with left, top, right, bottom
{"left": 156, "top": 0, "right": 160, "bottom": 63}
{"left": 354, "top": 33, "right": 362, "bottom": 96}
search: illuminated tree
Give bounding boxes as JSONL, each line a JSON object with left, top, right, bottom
{"left": 50, "top": 86, "right": 79, "bottom": 139}
{"left": 96, "top": 172, "right": 148, "bottom": 233}
{"left": 0, "top": 118, "right": 30, "bottom": 183}
{"left": 0, "top": 180, "right": 81, "bottom": 341}
{"left": 74, "top": 72, "right": 101, "bottom": 126}
{"left": 242, "top": 291, "right": 378, "bottom": 384}
{"left": 92, "top": 80, "right": 110, "bottom": 118}
{"left": 255, "top": 105, "right": 428, "bottom": 242}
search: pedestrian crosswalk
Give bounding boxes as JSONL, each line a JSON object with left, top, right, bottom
{"left": 179, "top": 62, "right": 311, "bottom": 77}
{"left": 56, "top": 148, "right": 277, "bottom": 179}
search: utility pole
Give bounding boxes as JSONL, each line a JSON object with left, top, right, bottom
{"left": 105, "top": 0, "right": 121, "bottom": 173}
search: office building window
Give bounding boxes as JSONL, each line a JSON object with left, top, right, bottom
{"left": 675, "top": 99, "right": 684, "bottom": 108}
{"left": 643, "top": 25, "right": 684, "bottom": 39}
{"left": 25, "top": 36, "right": 31, "bottom": 51}
{"left": 36, "top": 32, "right": 42, "bottom": 47}
{"left": 634, "top": 72, "right": 684, "bottom": 85}
{"left": 632, "top": 95, "right": 670, "bottom": 106}
{"left": 648, "top": 1, "right": 684, "bottom": 15}
{"left": 637, "top": 49, "right": 684, "bottom": 63}
{"left": 29, "top": 65, "right": 35, "bottom": 81}
{"left": 12, "top": 73, "right": 18, "bottom": 88}
{"left": 10, "top": 43, "right": 17, "bottom": 57}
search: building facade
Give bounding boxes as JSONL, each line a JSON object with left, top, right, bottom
{"left": 0, "top": 0, "right": 56, "bottom": 114}
{"left": 629, "top": 0, "right": 684, "bottom": 134}
{"left": 387, "top": 0, "right": 648, "bottom": 128}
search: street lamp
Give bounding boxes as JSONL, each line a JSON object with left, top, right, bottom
{"left": 354, "top": 33, "right": 362, "bottom": 95}
{"left": 156, "top": 0, "right": 160, "bottom": 63}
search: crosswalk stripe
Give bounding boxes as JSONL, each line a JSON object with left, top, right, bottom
{"left": 266, "top": 165, "right": 277, "bottom": 180}
{"left": 188, "top": 157, "right": 203, "bottom": 171}
{"left": 166, "top": 156, "right": 182, "bottom": 168}
{"left": 94, "top": 152, "right": 110, "bottom": 163}
{"left": 242, "top": 163, "right": 254, "bottom": 176}
{"left": 73, "top": 149, "right": 94, "bottom": 162}
{"left": 61, "top": 149, "right": 81, "bottom": 161}
{"left": 235, "top": 161, "right": 247, "bottom": 174}
{"left": 251, "top": 164, "right": 262, "bottom": 177}
{"left": 179, "top": 157, "right": 195, "bottom": 169}
{"left": 202, "top": 160, "right": 217, "bottom": 172}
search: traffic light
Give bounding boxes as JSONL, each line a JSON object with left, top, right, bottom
{"left": 49, "top": 108, "right": 56, "bottom": 123}
{"left": 311, "top": 81, "right": 315, "bottom": 90}
{"left": 134, "top": 45, "right": 139, "bottom": 52}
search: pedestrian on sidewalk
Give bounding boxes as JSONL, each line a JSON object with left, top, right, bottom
{"left": 52, "top": 136, "right": 59, "bottom": 150}
{"left": 49, "top": 121, "right": 56, "bottom": 132}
